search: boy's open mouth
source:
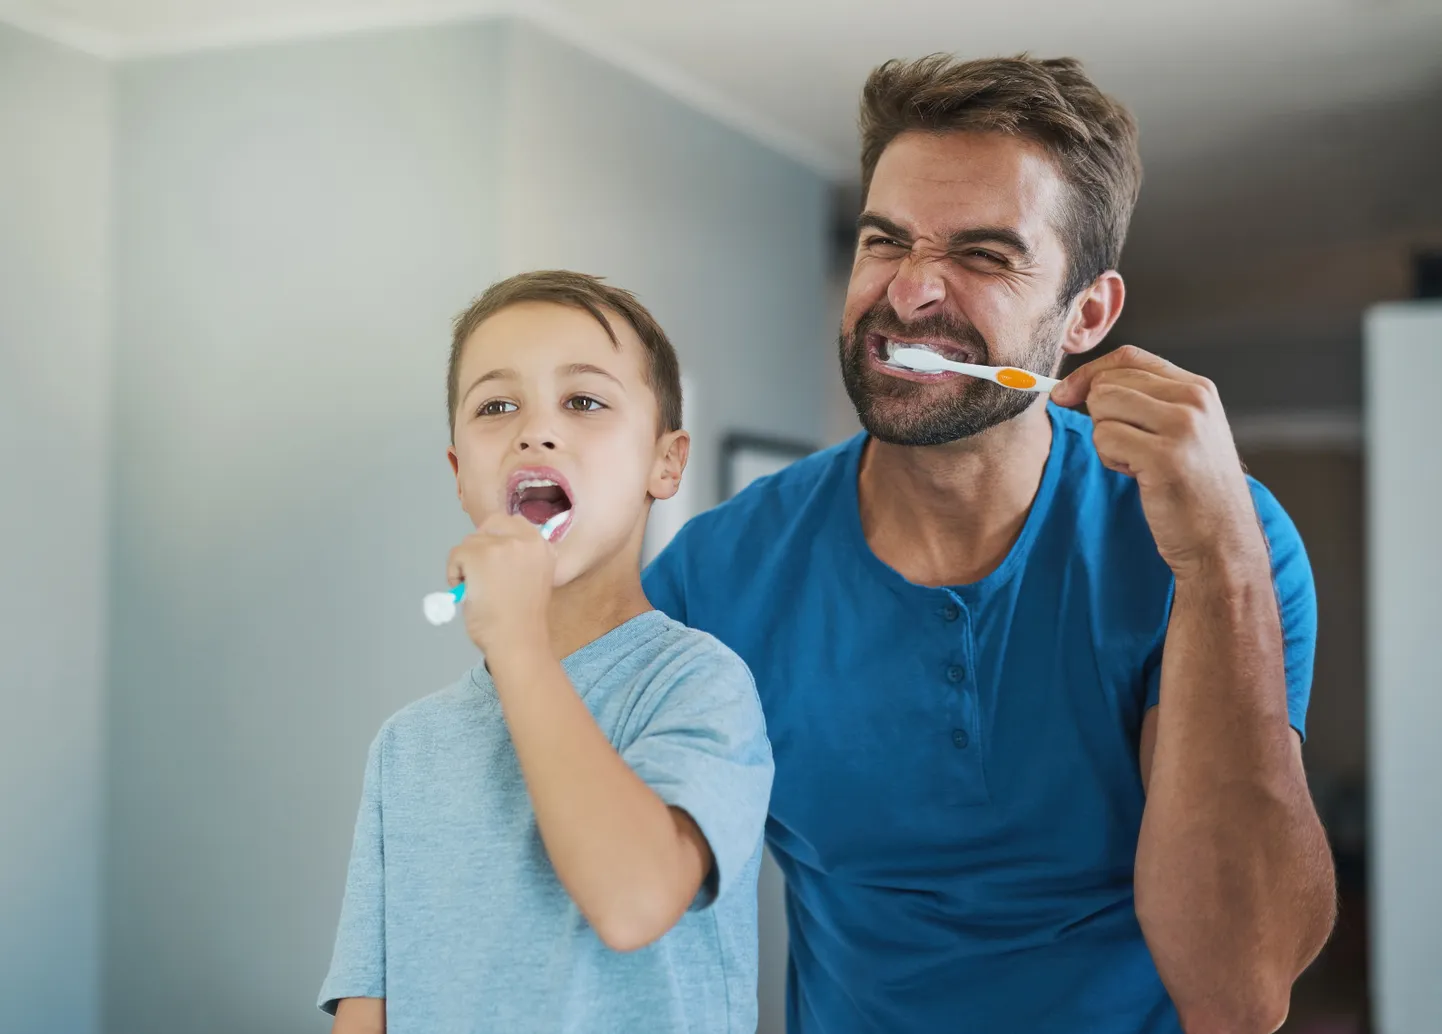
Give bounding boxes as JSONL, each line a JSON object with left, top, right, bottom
{"left": 506, "top": 466, "right": 575, "bottom": 540}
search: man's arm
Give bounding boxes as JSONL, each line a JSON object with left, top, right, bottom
{"left": 1136, "top": 570, "right": 1334, "bottom": 1033}
{"left": 1053, "top": 346, "right": 1335, "bottom": 1033}
{"left": 331, "top": 997, "right": 385, "bottom": 1034}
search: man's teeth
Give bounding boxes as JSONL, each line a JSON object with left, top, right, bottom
{"left": 884, "top": 340, "right": 945, "bottom": 359}
{"left": 516, "top": 478, "right": 559, "bottom": 491}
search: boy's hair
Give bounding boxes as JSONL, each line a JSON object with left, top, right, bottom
{"left": 448, "top": 270, "right": 683, "bottom": 439}
{"left": 859, "top": 53, "right": 1142, "bottom": 302}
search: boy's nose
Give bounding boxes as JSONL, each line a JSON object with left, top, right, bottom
{"left": 516, "top": 430, "right": 558, "bottom": 452}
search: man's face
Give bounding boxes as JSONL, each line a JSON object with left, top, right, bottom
{"left": 840, "top": 130, "right": 1076, "bottom": 445}
{"left": 448, "top": 302, "right": 677, "bottom": 587}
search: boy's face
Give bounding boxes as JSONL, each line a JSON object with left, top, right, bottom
{"left": 448, "top": 301, "right": 687, "bottom": 588}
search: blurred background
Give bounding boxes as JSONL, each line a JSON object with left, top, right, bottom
{"left": 2, "top": 1, "right": 1440, "bottom": 1032}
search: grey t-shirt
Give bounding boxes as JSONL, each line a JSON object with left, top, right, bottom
{"left": 318, "top": 610, "right": 774, "bottom": 1034}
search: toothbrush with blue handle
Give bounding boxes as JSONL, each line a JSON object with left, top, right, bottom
{"left": 422, "top": 509, "right": 569, "bottom": 626}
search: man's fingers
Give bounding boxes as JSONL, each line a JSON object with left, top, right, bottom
{"left": 1084, "top": 371, "right": 1216, "bottom": 436}
{"left": 1091, "top": 417, "right": 1159, "bottom": 478}
{"left": 1052, "top": 345, "right": 1200, "bottom": 407}
{"left": 1085, "top": 383, "right": 1180, "bottom": 437}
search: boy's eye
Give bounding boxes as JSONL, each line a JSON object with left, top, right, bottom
{"left": 478, "top": 400, "right": 517, "bottom": 417}
{"left": 566, "top": 395, "right": 605, "bottom": 413}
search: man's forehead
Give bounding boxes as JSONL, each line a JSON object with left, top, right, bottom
{"left": 865, "top": 130, "right": 1067, "bottom": 245}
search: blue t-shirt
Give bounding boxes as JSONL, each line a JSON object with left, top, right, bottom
{"left": 643, "top": 405, "right": 1315, "bottom": 1034}
{"left": 318, "top": 611, "right": 775, "bottom": 1034}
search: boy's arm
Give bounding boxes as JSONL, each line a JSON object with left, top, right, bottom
{"left": 489, "top": 641, "right": 714, "bottom": 952}
{"left": 331, "top": 998, "right": 385, "bottom": 1034}
{"left": 449, "top": 515, "right": 772, "bottom": 952}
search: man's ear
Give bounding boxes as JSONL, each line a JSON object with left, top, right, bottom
{"left": 1060, "top": 270, "right": 1125, "bottom": 358}
{"left": 650, "top": 430, "right": 690, "bottom": 502}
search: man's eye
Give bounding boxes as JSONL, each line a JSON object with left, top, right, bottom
{"left": 566, "top": 395, "right": 605, "bottom": 413}
{"left": 863, "top": 236, "right": 907, "bottom": 252}
{"left": 478, "top": 400, "right": 517, "bottom": 417}
{"left": 968, "top": 249, "right": 1004, "bottom": 264}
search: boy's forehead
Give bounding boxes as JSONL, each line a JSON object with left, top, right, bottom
{"left": 461, "top": 300, "right": 648, "bottom": 378}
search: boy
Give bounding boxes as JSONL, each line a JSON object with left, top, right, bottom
{"left": 319, "top": 271, "right": 774, "bottom": 1034}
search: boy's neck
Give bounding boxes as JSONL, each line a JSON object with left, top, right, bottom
{"left": 543, "top": 568, "right": 653, "bottom": 662}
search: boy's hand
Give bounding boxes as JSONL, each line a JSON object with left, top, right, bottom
{"left": 447, "top": 514, "right": 555, "bottom": 655}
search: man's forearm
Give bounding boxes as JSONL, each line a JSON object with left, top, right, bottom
{"left": 1135, "top": 552, "right": 1335, "bottom": 1034}
{"left": 487, "top": 637, "right": 710, "bottom": 951}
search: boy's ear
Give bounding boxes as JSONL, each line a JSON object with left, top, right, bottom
{"left": 649, "top": 430, "right": 690, "bottom": 502}
{"left": 447, "top": 446, "right": 465, "bottom": 505}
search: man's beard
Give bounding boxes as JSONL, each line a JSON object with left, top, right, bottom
{"left": 838, "top": 303, "right": 1066, "bottom": 446}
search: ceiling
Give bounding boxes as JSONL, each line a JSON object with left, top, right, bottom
{"left": 5, "top": 0, "right": 1441, "bottom": 180}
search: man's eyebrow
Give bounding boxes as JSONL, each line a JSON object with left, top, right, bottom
{"left": 946, "top": 226, "right": 1034, "bottom": 262}
{"left": 856, "top": 211, "right": 912, "bottom": 242}
{"left": 857, "top": 213, "right": 1034, "bottom": 263}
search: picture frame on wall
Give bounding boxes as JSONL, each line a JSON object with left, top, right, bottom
{"left": 719, "top": 432, "right": 817, "bottom": 501}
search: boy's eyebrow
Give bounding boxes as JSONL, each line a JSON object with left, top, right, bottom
{"left": 459, "top": 363, "right": 626, "bottom": 407}
{"left": 461, "top": 367, "right": 517, "bottom": 407}
{"left": 562, "top": 363, "right": 625, "bottom": 390}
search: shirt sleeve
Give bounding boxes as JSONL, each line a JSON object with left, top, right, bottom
{"left": 1143, "top": 478, "right": 1317, "bottom": 739}
{"left": 621, "top": 645, "right": 773, "bottom": 910}
{"left": 317, "top": 731, "right": 387, "bottom": 1015}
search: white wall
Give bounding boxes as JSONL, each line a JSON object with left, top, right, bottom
{"left": 1365, "top": 301, "right": 1442, "bottom": 1034}
{"left": 103, "top": 17, "right": 830, "bottom": 1034}
{"left": 0, "top": 22, "right": 111, "bottom": 1034}
{"left": 106, "top": 24, "right": 508, "bottom": 1033}
{"left": 501, "top": 22, "right": 830, "bottom": 502}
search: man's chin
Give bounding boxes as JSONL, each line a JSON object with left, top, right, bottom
{"left": 856, "top": 393, "right": 1035, "bottom": 447}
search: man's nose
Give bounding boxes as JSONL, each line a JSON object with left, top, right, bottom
{"left": 887, "top": 251, "right": 947, "bottom": 322}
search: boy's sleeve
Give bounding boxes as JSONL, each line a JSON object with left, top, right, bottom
{"left": 318, "top": 731, "right": 387, "bottom": 1015}
{"left": 1143, "top": 479, "right": 1317, "bottom": 739}
{"left": 621, "top": 646, "right": 773, "bottom": 909}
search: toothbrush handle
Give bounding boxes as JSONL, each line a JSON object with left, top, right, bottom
{"left": 443, "top": 515, "right": 559, "bottom": 609}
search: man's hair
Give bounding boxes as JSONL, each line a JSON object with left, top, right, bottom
{"left": 859, "top": 54, "right": 1142, "bottom": 301}
{"left": 448, "top": 270, "right": 683, "bottom": 439}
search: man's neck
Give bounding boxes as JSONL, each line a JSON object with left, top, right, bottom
{"left": 857, "top": 401, "right": 1054, "bottom": 587}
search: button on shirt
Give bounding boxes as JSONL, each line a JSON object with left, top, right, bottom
{"left": 643, "top": 405, "right": 1316, "bottom": 1034}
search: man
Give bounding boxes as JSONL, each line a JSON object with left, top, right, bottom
{"left": 643, "top": 54, "right": 1335, "bottom": 1033}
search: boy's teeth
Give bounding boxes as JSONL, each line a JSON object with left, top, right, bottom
{"left": 517, "top": 478, "right": 558, "bottom": 490}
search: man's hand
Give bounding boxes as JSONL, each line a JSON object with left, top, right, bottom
{"left": 447, "top": 514, "right": 555, "bottom": 655}
{"left": 1051, "top": 345, "right": 1263, "bottom": 581}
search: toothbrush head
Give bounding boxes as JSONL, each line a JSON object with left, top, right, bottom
{"left": 540, "top": 509, "right": 570, "bottom": 541}
{"left": 422, "top": 591, "right": 458, "bottom": 626}
{"left": 886, "top": 347, "right": 954, "bottom": 373}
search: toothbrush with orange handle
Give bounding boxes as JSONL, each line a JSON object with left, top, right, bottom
{"left": 886, "top": 346, "right": 1060, "bottom": 393}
